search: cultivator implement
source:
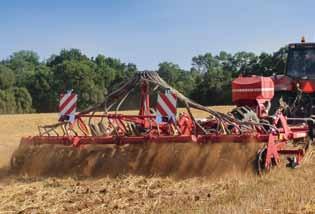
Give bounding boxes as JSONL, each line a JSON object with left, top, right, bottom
{"left": 11, "top": 71, "right": 313, "bottom": 177}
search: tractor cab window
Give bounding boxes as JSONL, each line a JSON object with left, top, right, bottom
{"left": 287, "top": 48, "right": 315, "bottom": 78}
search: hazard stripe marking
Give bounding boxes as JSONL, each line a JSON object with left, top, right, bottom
{"left": 156, "top": 103, "right": 167, "bottom": 116}
{"left": 156, "top": 91, "right": 177, "bottom": 120}
{"left": 59, "top": 91, "right": 77, "bottom": 116}
{"left": 159, "top": 93, "right": 177, "bottom": 114}
{"left": 59, "top": 93, "right": 76, "bottom": 110}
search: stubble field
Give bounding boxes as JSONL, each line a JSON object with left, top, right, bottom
{"left": 1, "top": 106, "right": 315, "bottom": 214}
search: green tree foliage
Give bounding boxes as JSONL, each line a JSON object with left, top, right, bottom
{"left": 0, "top": 47, "right": 287, "bottom": 114}
{"left": 7, "top": 50, "right": 39, "bottom": 86}
{"left": 0, "top": 65, "right": 15, "bottom": 90}
{"left": 54, "top": 58, "right": 99, "bottom": 108}
{"left": 0, "top": 89, "right": 16, "bottom": 114}
{"left": 12, "top": 87, "right": 33, "bottom": 113}
{"left": 0, "top": 87, "right": 32, "bottom": 114}
{"left": 0, "top": 63, "right": 33, "bottom": 113}
{"left": 26, "top": 65, "right": 55, "bottom": 112}
{"left": 191, "top": 52, "right": 232, "bottom": 104}
{"left": 94, "top": 54, "right": 116, "bottom": 91}
{"left": 158, "top": 62, "right": 197, "bottom": 96}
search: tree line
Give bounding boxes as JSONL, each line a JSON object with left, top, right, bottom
{"left": 0, "top": 47, "right": 287, "bottom": 114}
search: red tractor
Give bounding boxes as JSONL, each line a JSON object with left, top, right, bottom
{"left": 272, "top": 37, "right": 315, "bottom": 117}
{"left": 232, "top": 37, "right": 315, "bottom": 120}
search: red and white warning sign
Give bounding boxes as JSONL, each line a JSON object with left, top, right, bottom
{"left": 156, "top": 90, "right": 177, "bottom": 122}
{"left": 59, "top": 90, "right": 77, "bottom": 122}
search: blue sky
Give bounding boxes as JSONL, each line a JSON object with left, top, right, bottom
{"left": 1, "top": 0, "right": 314, "bottom": 70}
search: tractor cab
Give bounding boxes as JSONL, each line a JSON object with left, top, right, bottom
{"left": 287, "top": 41, "right": 315, "bottom": 81}
{"left": 268, "top": 38, "right": 315, "bottom": 117}
{"left": 273, "top": 38, "right": 315, "bottom": 94}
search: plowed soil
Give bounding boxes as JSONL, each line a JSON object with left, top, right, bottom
{"left": 11, "top": 142, "right": 260, "bottom": 179}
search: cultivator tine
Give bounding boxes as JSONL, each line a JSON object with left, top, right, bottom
{"left": 38, "top": 123, "right": 65, "bottom": 136}
{"left": 89, "top": 124, "right": 100, "bottom": 136}
{"left": 61, "top": 124, "right": 67, "bottom": 136}
{"left": 98, "top": 122, "right": 107, "bottom": 136}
